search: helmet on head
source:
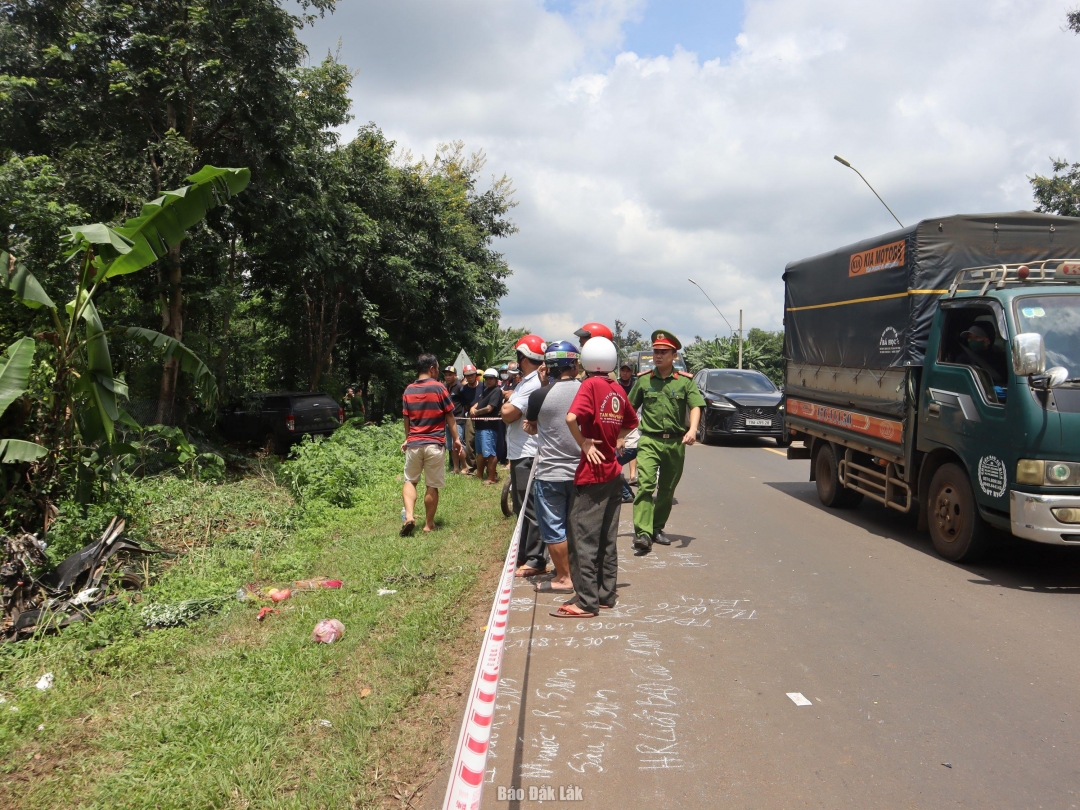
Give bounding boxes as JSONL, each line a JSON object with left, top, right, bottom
{"left": 515, "top": 334, "right": 547, "bottom": 362}
{"left": 545, "top": 340, "right": 580, "bottom": 369}
{"left": 574, "top": 322, "right": 613, "bottom": 343}
{"left": 462, "top": 364, "right": 477, "bottom": 375}
{"left": 580, "top": 337, "right": 618, "bottom": 373}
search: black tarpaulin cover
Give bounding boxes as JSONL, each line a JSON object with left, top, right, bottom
{"left": 783, "top": 212, "right": 1080, "bottom": 369}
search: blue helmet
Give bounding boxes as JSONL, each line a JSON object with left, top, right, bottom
{"left": 545, "top": 340, "right": 580, "bottom": 368}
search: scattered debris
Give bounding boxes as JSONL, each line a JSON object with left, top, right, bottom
{"left": 786, "top": 692, "right": 812, "bottom": 706}
{"left": 294, "top": 579, "right": 343, "bottom": 590}
{"left": 360, "top": 688, "right": 372, "bottom": 698}
{"left": 141, "top": 596, "right": 228, "bottom": 628}
{"left": 36, "top": 724, "right": 44, "bottom": 731}
{"left": 312, "top": 619, "right": 344, "bottom": 644}
{"left": 35, "top": 673, "right": 53, "bottom": 691}
{"left": 268, "top": 588, "right": 291, "bottom": 603}
{"left": 3, "top": 518, "right": 152, "bottom": 642}
{"left": 377, "top": 589, "right": 397, "bottom": 596}
{"left": 942, "top": 762, "right": 953, "bottom": 769}
{"left": 257, "top": 607, "right": 278, "bottom": 622}
{"left": 317, "top": 718, "right": 332, "bottom": 728}
{"left": 383, "top": 565, "right": 460, "bottom": 586}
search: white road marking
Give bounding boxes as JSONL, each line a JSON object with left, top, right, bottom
{"left": 787, "top": 692, "right": 812, "bottom": 706}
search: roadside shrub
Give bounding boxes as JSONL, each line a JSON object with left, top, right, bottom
{"left": 281, "top": 422, "right": 404, "bottom": 509}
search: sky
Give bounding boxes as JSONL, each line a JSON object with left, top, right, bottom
{"left": 296, "top": 0, "right": 1080, "bottom": 344}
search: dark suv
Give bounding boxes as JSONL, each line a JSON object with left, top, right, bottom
{"left": 692, "top": 368, "right": 787, "bottom": 445}
{"left": 218, "top": 392, "right": 343, "bottom": 454}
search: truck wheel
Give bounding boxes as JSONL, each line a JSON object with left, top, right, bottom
{"left": 927, "top": 463, "right": 987, "bottom": 563}
{"left": 814, "top": 443, "right": 863, "bottom": 508}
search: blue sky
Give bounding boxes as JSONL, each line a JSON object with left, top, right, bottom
{"left": 547, "top": 0, "right": 744, "bottom": 60}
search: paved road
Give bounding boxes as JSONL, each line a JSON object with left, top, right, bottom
{"left": 468, "top": 440, "right": 1080, "bottom": 809}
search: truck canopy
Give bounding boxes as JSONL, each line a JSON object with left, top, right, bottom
{"left": 783, "top": 212, "right": 1080, "bottom": 369}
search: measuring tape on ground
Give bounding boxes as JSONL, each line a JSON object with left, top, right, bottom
{"left": 441, "top": 461, "right": 536, "bottom": 810}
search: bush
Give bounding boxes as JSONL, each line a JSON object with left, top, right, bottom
{"left": 280, "top": 422, "right": 405, "bottom": 509}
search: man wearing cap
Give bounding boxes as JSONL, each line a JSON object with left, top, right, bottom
{"left": 471, "top": 368, "right": 505, "bottom": 485}
{"left": 454, "top": 365, "right": 481, "bottom": 473}
{"left": 442, "top": 366, "right": 464, "bottom": 474}
{"left": 628, "top": 330, "right": 706, "bottom": 552}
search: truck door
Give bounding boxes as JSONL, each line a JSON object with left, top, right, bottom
{"left": 921, "top": 302, "right": 1012, "bottom": 512}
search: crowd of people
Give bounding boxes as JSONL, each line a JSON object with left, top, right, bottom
{"left": 398, "top": 322, "right": 704, "bottom": 618}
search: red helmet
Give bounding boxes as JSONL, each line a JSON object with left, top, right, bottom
{"left": 574, "top": 322, "right": 613, "bottom": 342}
{"left": 514, "top": 334, "right": 548, "bottom": 362}
{"left": 462, "top": 364, "right": 477, "bottom": 375}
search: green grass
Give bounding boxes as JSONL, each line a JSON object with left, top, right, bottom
{"left": 0, "top": 426, "right": 508, "bottom": 809}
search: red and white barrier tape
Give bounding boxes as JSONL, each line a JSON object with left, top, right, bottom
{"left": 442, "top": 462, "right": 536, "bottom": 810}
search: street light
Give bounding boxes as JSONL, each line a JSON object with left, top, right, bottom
{"left": 688, "top": 278, "right": 742, "bottom": 369}
{"left": 833, "top": 155, "right": 904, "bottom": 229}
{"left": 641, "top": 316, "right": 653, "bottom": 331}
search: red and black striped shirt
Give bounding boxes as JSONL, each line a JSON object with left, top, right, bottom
{"left": 402, "top": 378, "right": 453, "bottom": 446}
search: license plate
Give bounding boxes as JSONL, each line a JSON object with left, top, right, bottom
{"left": 745, "top": 418, "right": 772, "bottom": 426}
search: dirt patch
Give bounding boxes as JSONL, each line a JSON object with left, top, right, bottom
{"left": 367, "top": 527, "right": 511, "bottom": 809}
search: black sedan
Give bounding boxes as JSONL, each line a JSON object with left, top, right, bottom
{"left": 691, "top": 368, "right": 787, "bottom": 446}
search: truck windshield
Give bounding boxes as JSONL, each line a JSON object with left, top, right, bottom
{"left": 1015, "top": 295, "right": 1080, "bottom": 378}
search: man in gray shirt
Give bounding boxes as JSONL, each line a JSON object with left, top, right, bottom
{"left": 524, "top": 341, "right": 581, "bottom": 594}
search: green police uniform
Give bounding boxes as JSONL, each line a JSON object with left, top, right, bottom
{"left": 628, "top": 331, "right": 705, "bottom": 543}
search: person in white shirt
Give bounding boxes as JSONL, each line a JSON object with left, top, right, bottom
{"left": 501, "top": 333, "right": 548, "bottom": 577}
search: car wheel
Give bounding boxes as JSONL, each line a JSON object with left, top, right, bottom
{"left": 927, "top": 463, "right": 987, "bottom": 563}
{"left": 695, "top": 418, "right": 711, "bottom": 445}
{"left": 814, "top": 443, "right": 863, "bottom": 508}
{"left": 775, "top": 433, "right": 792, "bottom": 448}
{"left": 501, "top": 476, "right": 515, "bottom": 517}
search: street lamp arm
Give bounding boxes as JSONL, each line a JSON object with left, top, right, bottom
{"left": 687, "top": 278, "right": 734, "bottom": 333}
{"left": 833, "top": 155, "right": 904, "bottom": 229}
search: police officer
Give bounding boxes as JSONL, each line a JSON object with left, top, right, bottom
{"left": 628, "top": 330, "right": 705, "bottom": 552}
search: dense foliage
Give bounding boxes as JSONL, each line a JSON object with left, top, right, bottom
{"left": 0, "top": 0, "right": 516, "bottom": 430}
{"left": 683, "top": 328, "right": 785, "bottom": 385}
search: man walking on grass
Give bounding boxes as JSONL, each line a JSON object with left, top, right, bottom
{"left": 552, "top": 336, "right": 637, "bottom": 618}
{"left": 401, "top": 354, "right": 462, "bottom": 537}
{"left": 502, "top": 334, "right": 548, "bottom": 577}
{"left": 523, "top": 341, "right": 581, "bottom": 595}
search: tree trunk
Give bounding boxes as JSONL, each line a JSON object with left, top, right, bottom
{"left": 307, "top": 281, "right": 344, "bottom": 392}
{"left": 217, "top": 232, "right": 237, "bottom": 399}
{"left": 156, "top": 244, "right": 183, "bottom": 424}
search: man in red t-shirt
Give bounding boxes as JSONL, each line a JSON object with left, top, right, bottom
{"left": 401, "top": 353, "right": 461, "bottom": 536}
{"left": 552, "top": 337, "right": 638, "bottom": 618}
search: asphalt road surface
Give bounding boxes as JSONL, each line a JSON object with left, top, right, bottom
{"left": 455, "top": 440, "right": 1080, "bottom": 810}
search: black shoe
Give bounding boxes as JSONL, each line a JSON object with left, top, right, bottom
{"left": 621, "top": 493, "right": 634, "bottom": 503}
{"left": 633, "top": 533, "right": 652, "bottom": 552}
{"left": 653, "top": 531, "right": 672, "bottom": 546}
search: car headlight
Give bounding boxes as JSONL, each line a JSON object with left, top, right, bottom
{"left": 1016, "top": 459, "right": 1080, "bottom": 486}
{"left": 707, "top": 399, "right": 736, "bottom": 410}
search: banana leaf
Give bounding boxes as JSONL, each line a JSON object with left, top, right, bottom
{"left": 0, "top": 438, "right": 47, "bottom": 463}
{"left": 67, "top": 294, "right": 117, "bottom": 440}
{"left": 121, "top": 326, "right": 218, "bottom": 406}
{"left": 0, "top": 337, "right": 35, "bottom": 419}
{"left": 93, "top": 166, "right": 250, "bottom": 279}
{"left": 1, "top": 251, "right": 55, "bottom": 310}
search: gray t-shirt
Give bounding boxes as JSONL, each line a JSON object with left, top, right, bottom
{"left": 525, "top": 378, "right": 582, "bottom": 482}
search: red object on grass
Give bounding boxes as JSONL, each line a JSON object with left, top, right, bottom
{"left": 257, "top": 607, "right": 278, "bottom": 621}
{"left": 321, "top": 580, "right": 343, "bottom": 589}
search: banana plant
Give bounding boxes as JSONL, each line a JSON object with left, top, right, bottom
{"left": 0, "top": 337, "right": 46, "bottom": 462}
{"left": 1, "top": 165, "right": 249, "bottom": 460}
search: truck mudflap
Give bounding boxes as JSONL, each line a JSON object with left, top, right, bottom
{"left": 1010, "top": 491, "right": 1080, "bottom": 545}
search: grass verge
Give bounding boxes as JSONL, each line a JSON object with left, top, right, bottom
{"left": 0, "top": 426, "right": 508, "bottom": 809}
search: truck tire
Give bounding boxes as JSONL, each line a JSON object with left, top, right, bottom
{"left": 927, "top": 463, "right": 987, "bottom": 563}
{"left": 814, "top": 443, "right": 863, "bottom": 508}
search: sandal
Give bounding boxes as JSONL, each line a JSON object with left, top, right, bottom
{"left": 514, "top": 565, "right": 546, "bottom": 578}
{"left": 535, "top": 581, "right": 574, "bottom": 594}
{"left": 400, "top": 520, "right": 415, "bottom": 537}
{"left": 550, "top": 603, "right": 597, "bottom": 619}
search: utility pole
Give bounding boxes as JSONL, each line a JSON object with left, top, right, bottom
{"left": 738, "top": 309, "right": 743, "bottom": 370}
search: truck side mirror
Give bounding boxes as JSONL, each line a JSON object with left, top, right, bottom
{"left": 1012, "top": 332, "right": 1046, "bottom": 377}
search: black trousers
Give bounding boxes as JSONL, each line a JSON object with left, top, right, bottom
{"left": 510, "top": 457, "right": 546, "bottom": 571}
{"left": 567, "top": 478, "right": 621, "bottom": 614}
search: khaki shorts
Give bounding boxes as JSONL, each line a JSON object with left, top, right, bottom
{"left": 404, "top": 444, "right": 446, "bottom": 489}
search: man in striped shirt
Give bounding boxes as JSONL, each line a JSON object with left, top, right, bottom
{"left": 401, "top": 353, "right": 462, "bottom": 536}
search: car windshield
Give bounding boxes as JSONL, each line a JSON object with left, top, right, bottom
{"left": 1014, "top": 295, "right": 1080, "bottom": 379}
{"left": 638, "top": 355, "right": 686, "bottom": 372}
{"left": 707, "top": 371, "right": 776, "bottom": 394}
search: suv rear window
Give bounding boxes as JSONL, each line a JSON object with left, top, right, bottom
{"left": 263, "top": 396, "right": 288, "bottom": 409}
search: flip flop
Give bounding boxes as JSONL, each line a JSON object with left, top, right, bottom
{"left": 515, "top": 566, "right": 546, "bottom": 578}
{"left": 400, "top": 520, "right": 415, "bottom": 537}
{"left": 535, "top": 581, "right": 574, "bottom": 594}
{"left": 599, "top": 604, "right": 615, "bottom": 610}
{"left": 550, "top": 604, "right": 597, "bottom": 619}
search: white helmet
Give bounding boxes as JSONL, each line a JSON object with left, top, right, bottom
{"left": 580, "top": 336, "right": 618, "bottom": 373}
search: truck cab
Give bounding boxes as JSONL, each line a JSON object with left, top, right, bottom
{"left": 918, "top": 267, "right": 1080, "bottom": 553}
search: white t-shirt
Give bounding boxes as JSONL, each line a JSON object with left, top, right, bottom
{"left": 506, "top": 369, "right": 541, "bottom": 460}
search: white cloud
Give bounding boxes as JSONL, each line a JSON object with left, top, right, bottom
{"left": 300, "top": 0, "right": 1080, "bottom": 344}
